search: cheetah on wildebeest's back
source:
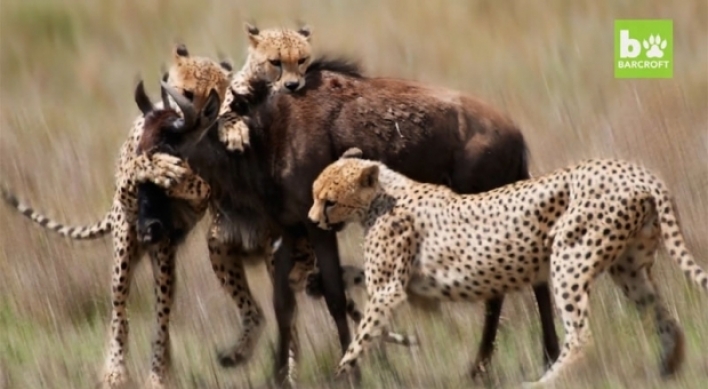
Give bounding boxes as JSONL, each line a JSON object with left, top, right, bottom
{"left": 308, "top": 149, "right": 707, "bottom": 387}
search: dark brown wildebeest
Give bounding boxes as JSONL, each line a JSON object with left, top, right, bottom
{"left": 158, "top": 57, "right": 560, "bottom": 385}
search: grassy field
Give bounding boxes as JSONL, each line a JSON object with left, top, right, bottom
{"left": 1, "top": 0, "right": 706, "bottom": 388}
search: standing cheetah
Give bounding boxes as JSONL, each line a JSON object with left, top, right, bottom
{"left": 2, "top": 45, "right": 232, "bottom": 389}
{"left": 308, "top": 149, "right": 707, "bottom": 387}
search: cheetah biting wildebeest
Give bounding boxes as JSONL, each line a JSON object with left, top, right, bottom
{"left": 308, "top": 149, "right": 707, "bottom": 387}
{"left": 1, "top": 26, "right": 413, "bottom": 388}
{"left": 2, "top": 45, "right": 232, "bottom": 389}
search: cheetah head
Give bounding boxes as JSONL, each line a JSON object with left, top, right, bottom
{"left": 309, "top": 148, "right": 380, "bottom": 230}
{"left": 245, "top": 23, "right": 313, "bottom": 93}
{"left": 167, "top": 44, "right": 232, "bottom": 113}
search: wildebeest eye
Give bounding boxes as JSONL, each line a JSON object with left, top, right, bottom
{"left": 297, "top": 57, "right": 308, "bottom": 65}
{"left": 269, "top": 59, "right": 282, "bottom": 67}
{"left": 183, "top": 90, "right": 195, "bottom": 101}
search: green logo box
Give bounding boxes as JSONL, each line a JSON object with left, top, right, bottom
{"left": 614, "top": 19, "right": 673, "bottom": 79}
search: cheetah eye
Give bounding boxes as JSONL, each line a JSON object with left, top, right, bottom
{"left": 183, "top": 90, "right": 194, "bottom": 101}
{"left": 297, "top": 57, "right": 308, "bottom": 65}
{"left": 269, "top": 59, "right": 282, "bottom": 67}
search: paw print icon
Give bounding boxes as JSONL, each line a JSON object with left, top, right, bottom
{"left": 643, "top": 35, "right": 668, "bottom": 58}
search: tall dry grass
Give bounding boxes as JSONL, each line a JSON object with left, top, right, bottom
{"left": 0, "top": 0, "right": 706, "bottom": 388}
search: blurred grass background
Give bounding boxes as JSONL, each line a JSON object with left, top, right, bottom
{"left": 0, "top": 0, "right": 706, "bottom": 388}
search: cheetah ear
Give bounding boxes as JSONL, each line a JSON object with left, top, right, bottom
{"left": 244, "top": 22, "right": 261, "bottom": 47}
{"left": 358, "top": 165, "right": 379, "bottom": 189}
{"left": 341, "top": 147, "right": 363, "bottom": 159}
{"left": 173, "top": 43, "right": 189, "bottom": 65}
{"left": 297, "top": 24, "right": 312, "bottom": 41}
{"left": 220, "top": 61, "right": 233, "bottom": 72}
{"left": 216, "top": 50, "right": 234, "bottom": 72}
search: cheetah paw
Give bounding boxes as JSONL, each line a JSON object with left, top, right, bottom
{"left": 145, "top": 372, "right": 168, "bottom": 389}
{"left": 218, "top": 119, "right": 250, "bottom": 152}
{"left": 100, "top": 369, "right": 130, "bottom": 389}
{"left": 148, "top": 153, "right": 189, "bottom": 189}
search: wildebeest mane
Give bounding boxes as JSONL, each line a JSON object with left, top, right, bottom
{"left": 229, "top": 78, "right": 272, "bottom": 116}
{"left": 306, "top": 56, "right": 363, "bottom": 79}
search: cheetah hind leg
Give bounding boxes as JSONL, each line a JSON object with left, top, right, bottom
{"left": 608, "top": 231, "right": 686, "bottom": 378}
{"left": 306, "top": 267, "right": 418, "bottom": 347}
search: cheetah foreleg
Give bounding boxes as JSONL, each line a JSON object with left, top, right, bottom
{"left": 217, "top": 112, "right": 251, "bottom": 152}
{"left": 308, "top": 265, "right": 419, "bottom": 347}
{"left": 162, "top": 163, "right": 211, "bottom": 211}
{"left": 132, "top": 153, "right": 188, "bottom": 189}
{"left": 335, "top": 287, "right": 408, "bottom": 377}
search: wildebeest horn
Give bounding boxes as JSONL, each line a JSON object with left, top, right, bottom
{"left": 160, "top": 80, "right": 196, "bottom": 128}
{"left": 160, "top": 84, "right": 170, "bottom": 110}
{"left": 134, "top": 80, "right": 154, "bottom": 116}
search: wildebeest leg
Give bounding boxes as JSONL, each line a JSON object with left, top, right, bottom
{"left": 469, "top": 287, "right": 559, "bottom": 379}
{"left": 304, "top": 224, "right": 353, "bottom": 376}
{"left": 266, "top": 241, "right": 301, "bottom": 386}
{"left": 146, "top": 240, "right": 177, "bottom": 389}
{"left": 533, "top": 283, "right": 560, "bottom": 369}
{"left": 102, "top": 216, "right": 141, "bottom": 389}
{"left": 469, "top": 297, "right": 504, "bottom": 380}
{"left": 272, "top": 232, "right": 298, "bottom": 388}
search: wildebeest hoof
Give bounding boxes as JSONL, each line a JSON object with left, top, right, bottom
{"left": 217, "top": 350, "right": 246, "bottom": 368}
{"left": 469, "top": 359, "right": 493, "bottom": 385}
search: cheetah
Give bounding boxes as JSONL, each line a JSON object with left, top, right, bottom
{"left": 218, "top": 23, "right": 313, "bottom": 152}
{"left": 308, "top": 149, "right": 707, "bottom": 387}
{"left": 108, "top": 78, "right": 226, "bottom": 389}
{"left": 2, "top": 45, "right": 231, "bottom": 389}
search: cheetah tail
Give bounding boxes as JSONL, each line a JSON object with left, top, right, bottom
{"left": 654, "top": 188, "right": 708, "bottom": 292}
{"left": 1, "top": 185, "right": 112, "bottom": 240}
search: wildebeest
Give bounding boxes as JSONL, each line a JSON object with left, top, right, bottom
{"left": 163, "top": 57, "right": 560, "bottom": 384}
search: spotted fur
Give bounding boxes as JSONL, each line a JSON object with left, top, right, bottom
{"left": 309, "top": 153, "right": 707, "bottom": 386}
{"left": 218, "top": 23, "right": 313, "bottom": 151}
{"left": 0, "top": 186, "right": 111, "bottom": 239}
